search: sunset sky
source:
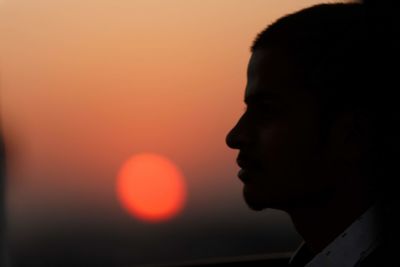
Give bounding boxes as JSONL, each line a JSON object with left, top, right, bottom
{"left": 0, "top": 0, "right": 349, "bottom": 265}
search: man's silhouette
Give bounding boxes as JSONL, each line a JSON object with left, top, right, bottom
{"left": 226, "top": 2, "right": 398, "bottom": 266}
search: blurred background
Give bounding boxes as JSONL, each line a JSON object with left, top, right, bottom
{"left": 0, "top": 0, "right": 349, "bottom": 266}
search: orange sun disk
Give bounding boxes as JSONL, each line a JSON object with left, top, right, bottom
{"left": 116, "top": 153, "right": 187, "bottom": 223}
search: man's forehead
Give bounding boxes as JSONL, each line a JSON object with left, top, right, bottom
{"left": 247, "top": 48, "right": 278, "bottom": 75}
{"left": 245, "top": 50, "right": 283, "bottom": 104}
{"left": 245, "top": 48, "right": 303, "bottom": 104}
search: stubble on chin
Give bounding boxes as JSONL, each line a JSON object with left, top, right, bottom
{"left": 243, "top": 186, "right": 267, "bottom": 211}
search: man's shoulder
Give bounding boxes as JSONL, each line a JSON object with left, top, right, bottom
{"left": 358, "top": 243, "right": 399, "bottom": 267}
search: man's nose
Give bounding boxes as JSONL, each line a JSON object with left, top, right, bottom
{"left": 225, "top": 119, "right": 246, "bottom": 150}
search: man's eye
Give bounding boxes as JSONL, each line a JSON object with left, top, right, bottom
{"left": 246, "top": 106, "right": 273, "bottom": 119}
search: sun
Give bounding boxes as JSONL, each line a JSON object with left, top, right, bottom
{"left": 116, "top": 153, "right": 187, "bottom": 223}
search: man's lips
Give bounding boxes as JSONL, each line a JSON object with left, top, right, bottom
{"left": 236, "top": 155, "right": 259, "bottom": 169}
{"left": 238, "top": 168, "right": 259, "bottom": 183}
{"left": 236, "top": 157, "right": 259, "bottom": 183}
{"left": 237, "top": 169, "right": 247, "bottom": 182}
{"left": 236, "top": 158, "right": 248, "bottom": 169}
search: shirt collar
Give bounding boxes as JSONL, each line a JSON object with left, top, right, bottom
{"left": 289, "top": 202, "right": 384, "bottom": 267}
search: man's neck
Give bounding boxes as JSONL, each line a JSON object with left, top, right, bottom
{"left": 287, "top": 183, "right": 376, "bottom": 254}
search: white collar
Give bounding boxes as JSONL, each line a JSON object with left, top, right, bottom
{"left": 290, "top": 202, "right": 384, "bottom": 267}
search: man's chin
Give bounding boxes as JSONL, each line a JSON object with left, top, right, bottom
{"left": 243, "top": 187, "right": 267, "bottom": 211}
{"left": 243, "top": 185, "right": 290, "bottom": 211}
{"left": 245, "top": 201, "right": 266, "bottom": 211}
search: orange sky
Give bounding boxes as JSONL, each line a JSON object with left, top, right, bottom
{"left": 0, "top": 0, "right": 349, "bottom": 227}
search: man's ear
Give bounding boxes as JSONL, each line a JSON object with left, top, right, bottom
{"left": 327, "top": 109, "right": 373, "bottom": 164}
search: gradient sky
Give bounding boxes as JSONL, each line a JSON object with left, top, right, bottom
{"left": 0, "top": 0, "right": 350, "bottom": 264}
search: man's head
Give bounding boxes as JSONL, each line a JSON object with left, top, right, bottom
{"left": 226, "top": 46, "right": 336, "bottom": 211}
{"left": 226, "top": 3, "right": 396, "bottom": 212}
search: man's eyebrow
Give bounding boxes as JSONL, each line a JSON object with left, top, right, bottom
{"left": 244, "top": 92, "right": 280, "bottom": 105}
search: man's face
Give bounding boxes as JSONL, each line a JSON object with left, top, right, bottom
{"left": 226, "top": 48, "right": 336, "bottom": 211}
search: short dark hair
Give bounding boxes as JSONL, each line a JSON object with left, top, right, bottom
{"left": 251, "top": 3, "right": 372, "bottom": 109}
{"left": 251, "top": 3, "right": 399, "bottom": 186}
